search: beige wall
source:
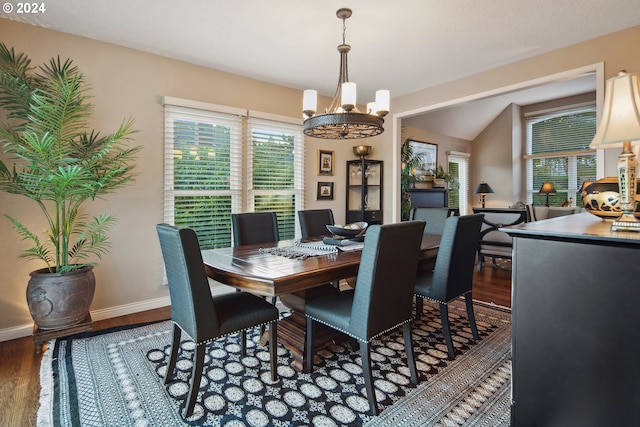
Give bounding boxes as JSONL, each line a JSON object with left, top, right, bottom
{"left": 1, "top": 18, "right": 640, "bottom": 336}
{"left": 471, "top": 105, "right": 519, "bottom": 208}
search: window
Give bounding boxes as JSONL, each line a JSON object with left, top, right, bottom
{"left": 247, "top": 115, "right": 304, "bottom": 241}
{"left": 524, "top": 104, "right": 597, "bottom": 207}
{"left": 447, "top": 151, "right": 470, "bottom": 214}
{"left": 163, "top": 98, "right": 304, "bottom": 249}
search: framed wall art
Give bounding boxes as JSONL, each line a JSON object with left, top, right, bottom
{"left": 318, "top": 150, "right": 334, "bottom": 176}
{"left": 408, "top": 140, "right": 437, "bottom": 173}
{"left": 317, "top": 182, "right": 334, "bottom": 200}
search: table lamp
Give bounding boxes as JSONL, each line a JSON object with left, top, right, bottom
{"left": 474, "top": 182, "right": 494, "bottom": 208}
{"left": 539, "top": 181, "right": 556, "bottom": 207}
{"left": 589, "top": 70, "right": 640, "bottom": 232}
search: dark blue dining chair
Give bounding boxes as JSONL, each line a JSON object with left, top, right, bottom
{"left": 305, "top": 220, "right": 426, "bottom": 415}
{"left": 414, "top": 214, "right": 484, "bottom": 359}
{"left": 298, "top": 208, "right": 335, "bottom": 238}
{"left": 156, "top": 224, "right": 279, "bottom": 418}
{"left": 232, "top": 212, "right": 280, "bottom": 246}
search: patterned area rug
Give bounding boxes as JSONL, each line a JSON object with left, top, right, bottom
{"left": 38, "top": 300, "right": 511, "bottom": 426}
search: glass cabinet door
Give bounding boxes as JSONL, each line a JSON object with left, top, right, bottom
{"left": 346, "top": 159, "right": 383, "bottom": 224}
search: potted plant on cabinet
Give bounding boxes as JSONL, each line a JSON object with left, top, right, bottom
{"left": 432, "top": 164, "right": 452, "bottom": 188}
{"left": 0, "top": 44, "right": 140, "bottom": 330}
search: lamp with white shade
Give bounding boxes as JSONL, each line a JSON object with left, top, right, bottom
{"left": 589, "top": 70, "right": 640, "bottom": 231}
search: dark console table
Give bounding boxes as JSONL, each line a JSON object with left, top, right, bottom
{"left": 504, "top": 213, "right": 640, "bottom": 427}
{"left": 407, "top": 188, "right": 448, "bottom": 208}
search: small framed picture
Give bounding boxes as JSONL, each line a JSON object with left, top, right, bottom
{"left": 318, "top": 150, "right": 334, "bottom": 176}
{"left": 317, "top": 182, "right": 334, "bottom": 200}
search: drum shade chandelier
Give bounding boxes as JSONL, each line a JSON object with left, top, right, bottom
{"left": 302, "top": 8, "right": 389, "bottom": 139}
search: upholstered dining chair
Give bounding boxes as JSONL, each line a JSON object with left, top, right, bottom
{"left": 414, "top": 213, "right": 484, "bottom": 360}
{"left": 305, "top": 220, "right": 426, "bottom": 415}
{"left": 231, "top": 211, "right": 280, "bottom": 246}
{"left": 156, "top": 224, "right": 279, "bottom": 418}
{"left": 409, "top": 207, "right": 453, "bottom": 235}
{"left": 298, "top": 208, "right": 335, "bottom": 238}
{"left": 231, "top": 211, "right": 281, "bottom": 305}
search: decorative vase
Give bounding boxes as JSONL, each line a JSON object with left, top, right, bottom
{"left": 582, "top": 177, "right": 640, "bottom": 220}
{"left": 26, "top": 265, "right": 95, "bottom": 330}
{"left": 433, "top": 178, "right": 445, "bottom": 188}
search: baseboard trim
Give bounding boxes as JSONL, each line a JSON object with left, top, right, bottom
{"left": 0, "top": 285, "right": 235, "bottom": 343}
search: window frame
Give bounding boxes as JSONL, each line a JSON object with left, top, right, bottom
{"left": 162, "top": 97, "right": 304, "bottom": 249}
{"left": 523, "top": 102, "right": 597, "bottom": 207}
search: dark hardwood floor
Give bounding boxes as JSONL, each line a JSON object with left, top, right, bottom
{"left": 0, "top": 263, "right": 510, "bottom": 425}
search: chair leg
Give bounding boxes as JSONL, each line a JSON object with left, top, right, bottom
{"left": 464, "top": 293, "right": 480, "bottom": 340}
{"left": 305, "top": 317, "right": 316, "bottom": 373}
{"left": 438, "top": 303, "right": 456, "bottom": 359}
{"left": 241, "top": 330, "right": 247, "bottom": 356}
{"left": 402, "top": 323, "right": 418, "bottom": 385}
{"left": 269, "top": 321, "right": 278, "bottom": 382}
{"left": 360, "top": 341, "right": 379, "bottom": 416}
{"left": 415, "top": 295, "right": 424, "bottom": 320}
{"left": 184, "top": 344, "right": 205, "bottom": 418}
{"left": 164, "top": 323, "right": 181, "bottom": 384}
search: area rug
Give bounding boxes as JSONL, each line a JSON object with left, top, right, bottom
{"left": 38, "top": 300, "right": 511, "bottom": 426}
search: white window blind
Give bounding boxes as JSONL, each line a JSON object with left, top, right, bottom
{"left": 524, "top": 104, "right": 597, "bottom": 206}
{"left": 247, "top": 116, "right": 304, "bottom": 240}
{"left": 164, "top": 102, "right": 243, "bottom": 249}
{"left": 447, "top": 151, "right": 470, "bottom": 215}
{"left": 163, "top": 98, "right": 304, "bottom": 248}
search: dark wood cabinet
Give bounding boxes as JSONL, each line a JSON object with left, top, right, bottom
{"left": 346, "top": 159, "right": 382, "bottom": 224}
{"left": 408, "top": 188, "right": 448, "bottom": 208}
{"left": 504, "top": 213, "right": 640, "bottom": 427}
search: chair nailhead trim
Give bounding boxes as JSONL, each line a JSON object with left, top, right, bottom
{"left": 176, "top": 320, "right": 277, "bottom": 346}
{"left": 305, "top": 316, "right": 411, "bottom": 343}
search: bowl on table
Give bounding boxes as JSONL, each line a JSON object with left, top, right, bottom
{"left": 326, "top": 222, "right": 368, "bottom": 237}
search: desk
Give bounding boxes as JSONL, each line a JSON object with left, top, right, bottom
{"left": 202, "top": 234, "right": 440, "bottom": 371}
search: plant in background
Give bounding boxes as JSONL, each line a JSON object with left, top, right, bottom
{"left": 401, "top": 139, "right": 425, "bottom": 220}
{"left": 433, "top": 164, "right": 452, "bottom": 183}
{"left": 0, "top": 43, "right": 141, "bottom": 273}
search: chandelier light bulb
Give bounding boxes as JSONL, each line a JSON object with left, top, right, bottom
{"left": 303, "top": 89, "right": 317, "bottom": 118}
{"left": 375, "top": 90, "right": 390, "bottom": 116}
{"left": 341, "top": 82, "right": 356, "bottom": 111}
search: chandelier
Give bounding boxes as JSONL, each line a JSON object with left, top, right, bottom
{"left": 302, "top": 8, "right": 389, "bottom": 140}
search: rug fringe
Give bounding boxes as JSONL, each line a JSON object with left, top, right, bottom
{"left": 36, "top": 339, "right": 55, "bottom": 427}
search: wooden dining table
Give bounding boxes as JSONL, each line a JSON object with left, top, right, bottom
{"left": 202, "top": 234, "right": 440, "bottom": 371}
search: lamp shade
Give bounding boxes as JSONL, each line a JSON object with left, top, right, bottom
{"left": 539, "top": 181, "right": 557, "bottom": 194}
{"left": 590, "top": 71, "right": 640, "bottom": 149}
{"left": 474, "top": 182, "right": 494, "bottom": 194}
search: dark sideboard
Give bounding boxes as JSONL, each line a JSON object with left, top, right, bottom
{"left": 407, "top": 188, "right": 448, "bottom": 208}
{"left": 503, "top": 213, "right": 640, "bottom": 427}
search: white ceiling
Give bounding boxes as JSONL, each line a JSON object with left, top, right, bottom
{"left": 5, "top": 0, "right": 640, "bottom": 139}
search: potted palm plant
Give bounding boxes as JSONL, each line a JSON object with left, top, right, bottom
{"left": 0, "top": 44, "right": 140, "bottom": 330}
{"left": 401, "top": 139, "right": 425, "bottom": 220}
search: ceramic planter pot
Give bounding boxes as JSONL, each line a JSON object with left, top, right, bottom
{"left": 582, "top": 177, "right": 640, "bottom": 220}
{"left": 26, "top": 265, "right": 95, "bottom": 330}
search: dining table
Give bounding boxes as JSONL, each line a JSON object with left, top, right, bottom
{"left": 202, "top": 233, "right": 441, "bottom": 371}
